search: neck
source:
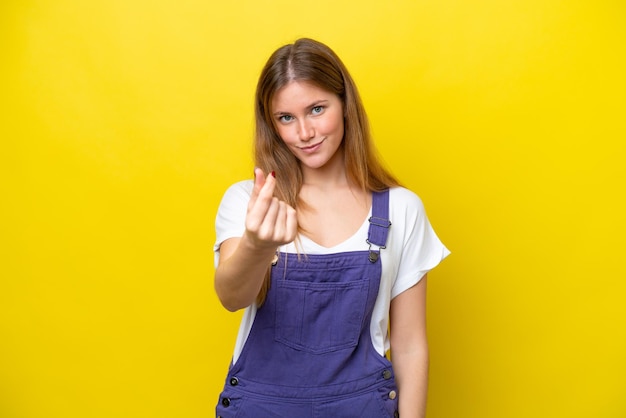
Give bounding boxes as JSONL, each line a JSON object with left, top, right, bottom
{"left": 301, "top": 148, "right": 349, "bottom": 190}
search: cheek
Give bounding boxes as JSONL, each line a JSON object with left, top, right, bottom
{"left": 275, "top": 125, "right": 292, "bottom": 143}
{"left": 323, "top": 114, "right": 344, "bottom": 136}
{"left": 268, "top": 117, "right": 296, "bottom": 147}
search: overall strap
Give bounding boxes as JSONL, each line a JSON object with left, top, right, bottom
{"left": 367, "top": 189, "right": 391, "bottom": 263}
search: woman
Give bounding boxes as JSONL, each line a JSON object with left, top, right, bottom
{"left": 214, "top": 38, "right": 449, "bottom": 418}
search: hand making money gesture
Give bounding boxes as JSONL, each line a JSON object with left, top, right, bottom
{"left": 244, "top": 168, "right": 297, "bottom": 250}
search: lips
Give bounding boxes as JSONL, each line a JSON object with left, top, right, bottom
{"left": 299, "top": 139, "right": 324, "bottom": 154}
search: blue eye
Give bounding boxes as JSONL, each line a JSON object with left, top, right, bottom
{"left": 312, "top": 106, "right": 324, "bottom": 115}
{"left": 279, "top": 115, "right": 294, "bottom": 123}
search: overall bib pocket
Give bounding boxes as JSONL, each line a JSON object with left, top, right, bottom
{"left": 275, "top": 278, "right": 369, "bottom": 354}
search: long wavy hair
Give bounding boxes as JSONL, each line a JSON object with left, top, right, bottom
{"left": 254, "top": 38, "right": 399, "bottom": 305}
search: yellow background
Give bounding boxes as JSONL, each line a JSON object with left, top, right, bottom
{"left": 1, "top": 0, "right": 625, "bottom": 417}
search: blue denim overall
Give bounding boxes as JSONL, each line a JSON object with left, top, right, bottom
{"left": 216, "top": 190, "right": 399, "bottom": 418}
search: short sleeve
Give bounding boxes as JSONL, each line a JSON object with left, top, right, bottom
{"left": 213, "top": 180, "right": 254, "bottom": 268}
{"left": 390, "top": 188, "right": 450, "bottom": 299}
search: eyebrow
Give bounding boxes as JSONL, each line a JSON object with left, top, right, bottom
{"left": 272, "top": 100, "right": 330, "bottom": 116}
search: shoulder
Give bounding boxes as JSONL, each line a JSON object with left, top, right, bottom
{"left": 388, "top": 187, "right": 425, "bottom": 215}
{"left": 226, "top": 179, "right": 254, "bottom": 195}
{"left": 216, "top": 179, "right": 253, "bottom": 221}
{"left": 220, "top": 179, "right": 254, "bottom": 203}
{"left": 215, "top": 180, "right": 253, "bottom": 238}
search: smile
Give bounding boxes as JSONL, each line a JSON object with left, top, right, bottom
{"left": 299, "top": 139, "right": 325, "bottom": 153}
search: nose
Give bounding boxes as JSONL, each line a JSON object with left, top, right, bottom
{"left": 297, "top": 119, "right": 315, "bottom": 141}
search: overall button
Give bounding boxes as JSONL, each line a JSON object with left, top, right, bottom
{"left": 388, "top": 390, "right": 397, "bottom": 400}
{"left": 394, "top": 411, "right": 399, "bottom": 418}
{"left": 221, "top": 397, "right": 231, "bottom": 407}
{"left": 382, "top": 369, "right": 392, "bottom": 380}
{"left": 229, "top": 377, "right": 239, "bottom": 386}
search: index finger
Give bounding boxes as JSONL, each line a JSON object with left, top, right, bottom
{"left": 249, "top": 168, "right": 267, "bottom": 208}
{"left": 253, "top": 170, "right": 277, "bottom": 209}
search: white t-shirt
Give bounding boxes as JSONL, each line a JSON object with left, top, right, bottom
{"left": 214, "top": 180, "right": 450, "bottom": 364}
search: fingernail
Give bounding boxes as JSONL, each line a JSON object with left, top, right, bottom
{"left": 271, "top": 171, "right": 276, "bottom": 178}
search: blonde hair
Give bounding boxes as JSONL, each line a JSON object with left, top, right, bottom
{"left": 254, "top": 38, "right": 399, "bottom": 305}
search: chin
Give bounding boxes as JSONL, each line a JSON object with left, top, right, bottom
{"left": 301, "top": 157, "right": 332, "bottom": 169}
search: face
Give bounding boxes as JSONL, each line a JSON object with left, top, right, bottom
{"left": 270, "top": 81, "right": 345, "bottom": 171}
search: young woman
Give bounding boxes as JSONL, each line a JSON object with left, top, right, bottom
{"left": 213, "top": 38, "right": 449, "bottom": 418}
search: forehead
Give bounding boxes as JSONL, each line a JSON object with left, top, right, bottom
{"left": 271, "top": 80, "right": 340, "bottom": 112}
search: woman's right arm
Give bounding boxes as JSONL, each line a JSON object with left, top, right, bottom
{"left": 214, "top": 169, "right": 297, "bottom": 311}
